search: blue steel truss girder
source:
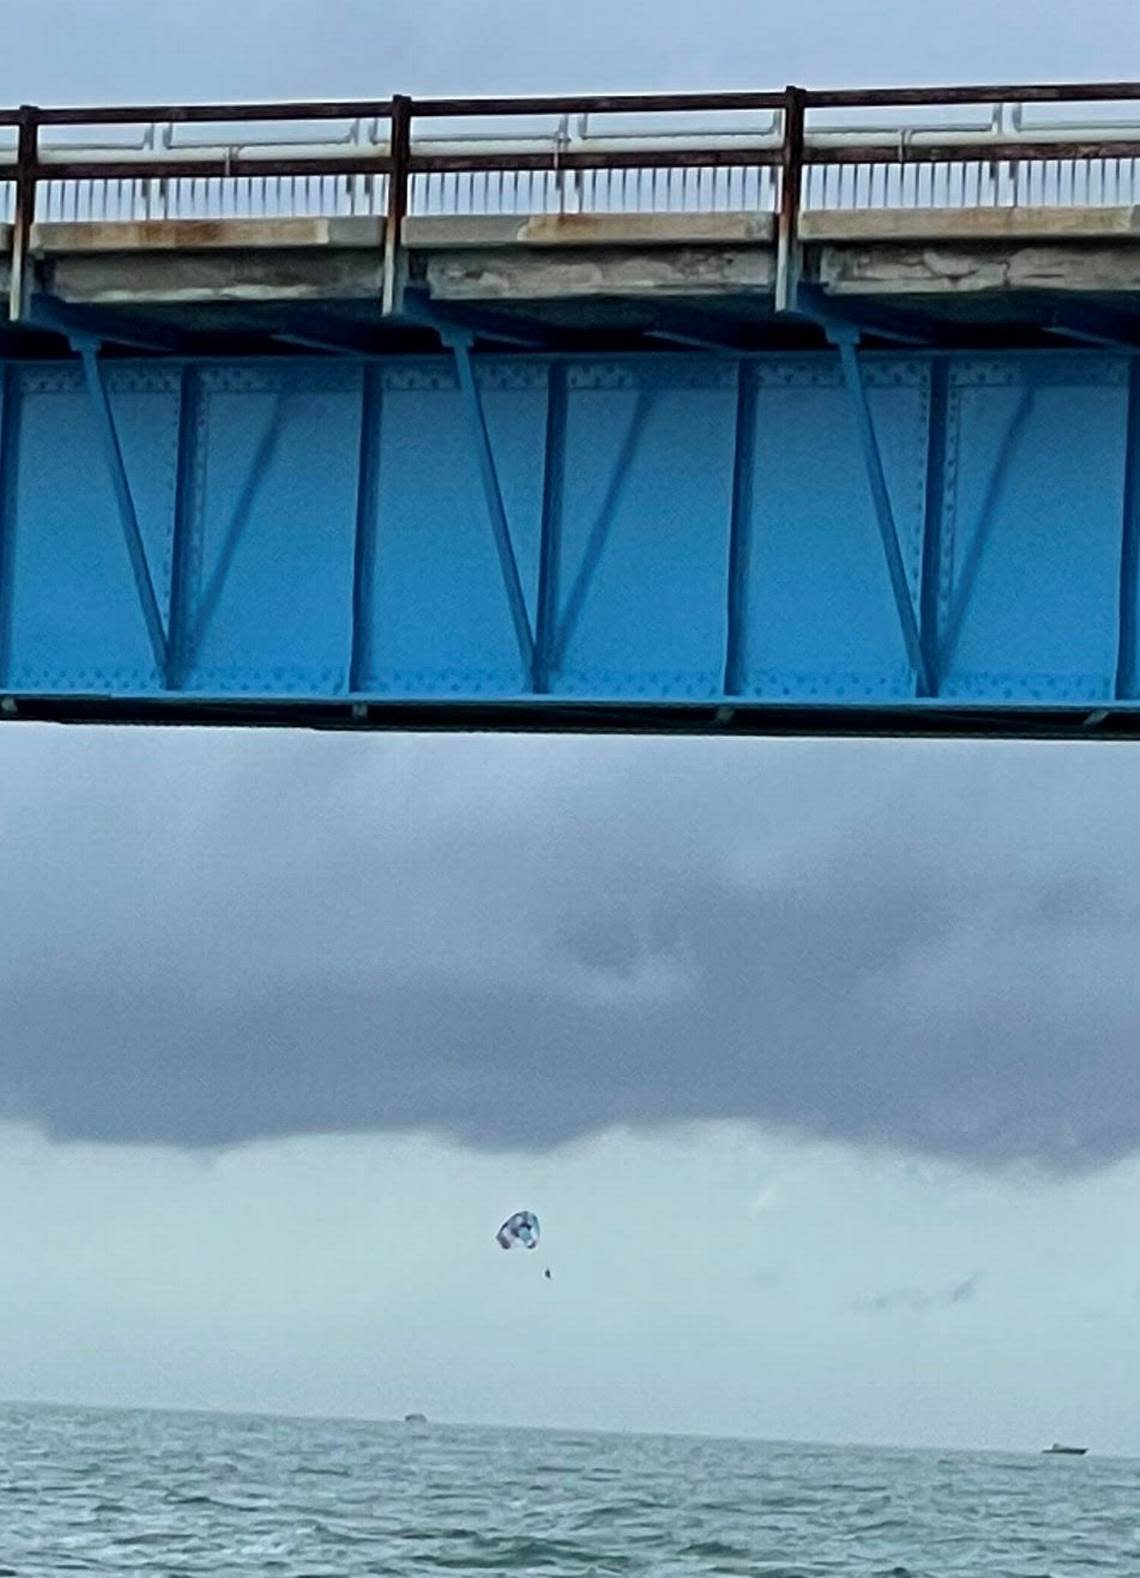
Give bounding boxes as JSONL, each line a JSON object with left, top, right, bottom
{"left": 0, "top": 346, "right": 1135, "bottom": 739}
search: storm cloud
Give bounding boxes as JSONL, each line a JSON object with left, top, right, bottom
{"left": 2, "top": 728, "right": 1140, "bottom": 1169}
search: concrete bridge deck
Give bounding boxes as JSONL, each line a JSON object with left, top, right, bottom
{"left": 18, "top": 204, "right": 1140, "bottom": 330}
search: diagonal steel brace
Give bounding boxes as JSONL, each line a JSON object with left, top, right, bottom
{"left": 75, "top": 338, "right": 169, "bottom": 676}
{"left": 830, "top": 326, "right": 931, "bottom": 696}
{"left": 447, "top": 333, "right": 536, "bottom": 676}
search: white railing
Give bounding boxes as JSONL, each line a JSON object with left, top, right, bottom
{"left": 2, "top": 87, "right": 1140, "bottom": 232}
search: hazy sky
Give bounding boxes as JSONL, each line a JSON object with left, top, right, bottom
{"left": 2, "top": 2, "right": 1140, "bottom": 1454}
{"left": 0, "top": 0, "right": 1135, "bottom": 104}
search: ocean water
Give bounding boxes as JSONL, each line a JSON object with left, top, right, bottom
{"left": 0, "top": 1403, "right": 1135, "bottom": 1575}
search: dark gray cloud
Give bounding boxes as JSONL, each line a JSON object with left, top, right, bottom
{"left": 859, "top": 1274, "right": 982, "bottom": 1314}
{"left": 2, "top": 729, "right": 1140, "bottom": 1170}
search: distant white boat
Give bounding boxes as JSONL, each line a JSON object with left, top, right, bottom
{"left": 404, "top": 1413, "right": 428, "bottom": 1425}
{"left": 1043, "top": 1443, "right": 1087, "bottom": 1456}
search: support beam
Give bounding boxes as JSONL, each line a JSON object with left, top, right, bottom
{"left": 29, "top": 296, "right": 188, "bottom": 354}
{"left": 382, "top": 94, "right": 411, "bottom": 317}
{"left": 724, "top": 360, "right": 758, "bottom": 695}
{"left": 1116, "top": 358, "right": 1140, "bottom": 699}
{"left": 939, "top": 386, "right": 1036, "bottom": 675}
{"left": 77, "top": 340, "right": 169, "bottom": 675}
{"left": 797, "top": 283, "right": 947, "bottom": 347}
{"left": 190, "top": 392, "right": 290, "bottom": 651}
{"left": 833, "top": 330, "right": 931, "bottom": 695}
{"left": 448, "top": 333, "right": 536, "bottom": 675}
{"left": 533, "top": 362, "right": 567, "bottom": 694}
{"left": 643, "top": 305, "right": 752, "bottom": 353}
{"left": 401, "top": 289, "right": 553, "bottom": 348}
{"left": 7, "top": 689, "right": 1140, "bottom": 740}
{"left": 165, "top": 365, "right": 201, "bottom": 692}
{"left": 775, "top": 84, "right": 805, "bottom": 313}
{"left": 918, "top": 359, "right": 949, "bottom": 697}
{"left": 0, "top": 366, "right": 18, "bottom": 686}
{"left": 8, "top": 108, "right": 36, "bottom": 324}
{"left": 274, "top": 313, "right": 386, "bottom": 357}
{"left": 349, "top": 364, "right": 382, "bottom": 693}
{"left": 552, "top": 389, "right": 655, "bottom": 666}
{"left": 1045, "top": 302, "right": 1140, "bottom": 350}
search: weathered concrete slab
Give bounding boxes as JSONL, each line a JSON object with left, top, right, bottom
{"left": 32, "top": 217, "right": 384, "bottom": 254}
{"left": 801, "top": 205, "right": 1140, "bottom": 243}
{"left": 406, "top": 211, "right": 775, "bottom": 248}
{"left": 818, "top": 241, "right": 1140, "bottom": 295}
{"left": 422, "top": 244, "right": 775, "bottom": 299}
{"left": 44, "top": 249, "right": 385, "bottom": 305}
{"left": 14, "top": 206, "right": 1140, "bottom": 317}
{"left": 30, "top": 210, "right": 771, "bottom": 260}
{"left": 26, "top": 204, "right": 1129, "bottom": 265}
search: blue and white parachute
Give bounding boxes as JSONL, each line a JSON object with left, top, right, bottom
{"left": 496, "top": 1210, "right": 540, "bottom": 1251}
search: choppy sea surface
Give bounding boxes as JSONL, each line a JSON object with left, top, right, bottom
{"left": 0, "top": 1403, "right": 1135, "bottom": 1575}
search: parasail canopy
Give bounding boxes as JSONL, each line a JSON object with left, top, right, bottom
{"left": 496, "top": 1210, "right": 540, "bottom": 1251}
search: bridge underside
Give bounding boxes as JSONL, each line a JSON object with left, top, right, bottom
{"left": 6, "top": 211, "right": 1140, "bottom": 738}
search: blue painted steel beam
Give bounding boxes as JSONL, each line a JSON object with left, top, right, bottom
{"left": 796, "top": 283, "right": 952, "bottom": 348}
{"left": 350, "top": 364, "right": 382, "bottom": 694}
{"left": 1046, "top": 302, "right": 1140, "bottom": 350}
{"left": 402, "top": 290, "right": 553, "bottom": 349}
{"left": 1117, "top": 360, "right": 1140, "bottom": 699}
{"left": 918, "top": 359, "right": 949, "bottom": 698}
{"left": 552, "top": 389, "right": 655, "bottom": 668}
{"left": 833, "top": 333, "right": 931, "bottom": 695}
{"left": 28, "top": 296, "right": 188, "bottom": 354}
{"left": 77, "top": 342, "right": 169, "bottom": 674}
{"left": 724, "top": 361, "right": 758, "bottom": 696}
{"left": 0, "top": 346, "right": 1134, "bottom": 739}
{"left": 3, "top": 693, "right": 1135, "bottom": 739}
{"left": 0, "top": 365, "right": 18, "bottom": 687}
{"left": 938, "top": 385, "right": 1037, "bottom": 678}
{"left": 449, "top": 334, "right": 537, "bottom": 676}
{"left": 165, "top": 364, "right": 200, "bottom": 691}
{"left": 190, "top": 390, "right": 289, "bottom": 655}
{"left": 275, "top": 314, "right": 386, "bottom": 357}
{"left": 644, "top": 306, "right": 754, "bottom": 353}
{"left": 533, "top": 362, "right": 567, "bottom": 695}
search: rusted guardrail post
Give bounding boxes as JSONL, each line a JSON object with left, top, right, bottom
{"left": 775, "top": 84, "right": 805, "bottom": 313}
{"left": 382, "top": 93, "right": 412, "bottom": 315}
{"left": 9, "top": 105, "right": 38, "bottom": 322}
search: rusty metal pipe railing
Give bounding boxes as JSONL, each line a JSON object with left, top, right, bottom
{"left": 6, "top": 83, "right": 1140, "bottom": 313}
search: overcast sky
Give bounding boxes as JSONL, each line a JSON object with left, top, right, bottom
{"left": 0, "top": 0, "right": 1136, "bottom": 104}
{"left": 3, "top": 728, "right": 1140, "bottom": 1452}
{"left": 2, "top": 2, "right": 1140, "bottom": 1453}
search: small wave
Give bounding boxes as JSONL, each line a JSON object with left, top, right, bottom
{"left": 683, "top": 1538, "right": 752, "bottom": 1559}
